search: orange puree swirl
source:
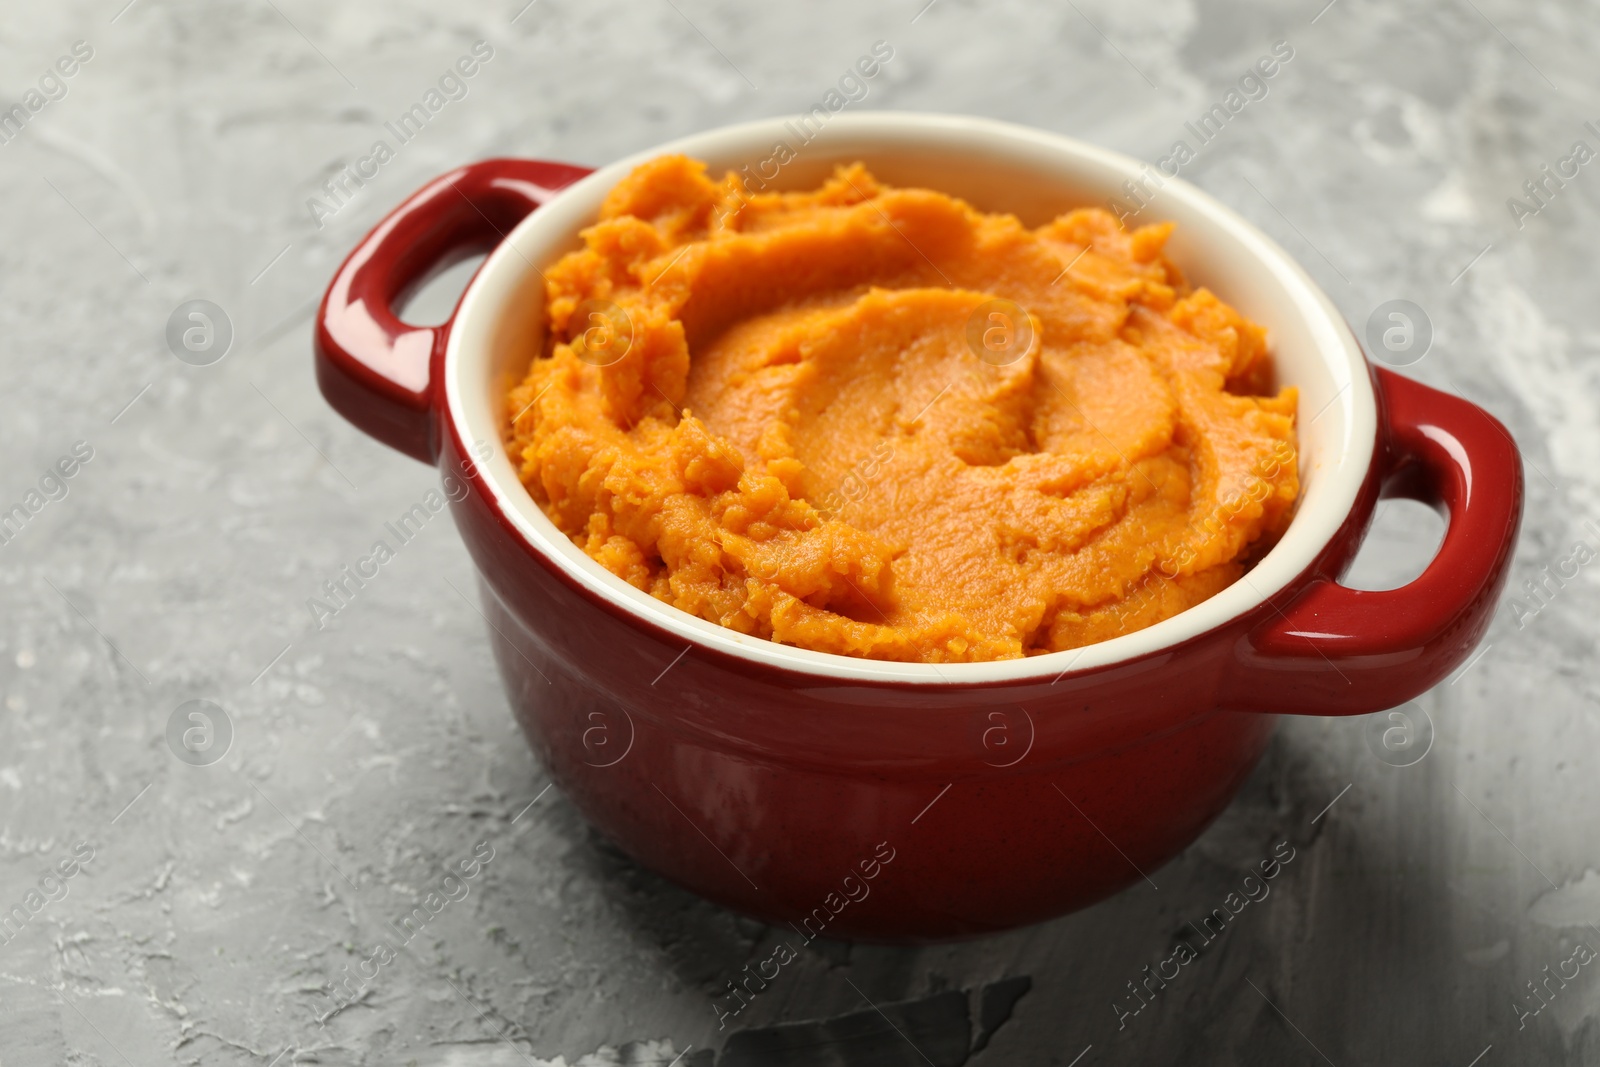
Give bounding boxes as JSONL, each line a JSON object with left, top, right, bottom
{"left": 505, "top": 156, "right": 1298, "bottom": 663}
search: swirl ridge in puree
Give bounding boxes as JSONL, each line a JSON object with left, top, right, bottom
{"left": 505, "top": 155, "right": 1299, "bottom": 663}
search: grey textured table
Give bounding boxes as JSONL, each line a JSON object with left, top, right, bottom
{"left": 0, "top": 0, "right": 1592, "bottom": 1063}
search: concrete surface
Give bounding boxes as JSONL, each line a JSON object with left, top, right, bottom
{"left": 0, "top": 0, "right": 1596, "bottom": 1063}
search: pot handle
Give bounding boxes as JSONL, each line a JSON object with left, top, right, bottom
{"left": 314, "top": 158, "right": 593, "bottom": 463}
{"left": 1223, "top": 366, "right": 1523, "bottom": 715}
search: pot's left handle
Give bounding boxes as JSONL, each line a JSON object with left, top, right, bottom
{"left": 315, "top": 158, "right": 593, "bottom": 463}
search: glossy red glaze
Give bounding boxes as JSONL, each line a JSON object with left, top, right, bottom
{"left": 1222, "top": 364, "right": 1524, "bottom": 713}
{"left": 314, "top": 158, "right": 592, "bottom": 463}
{"left": 315, "top": 157, "right": 1524, "bottom": 942}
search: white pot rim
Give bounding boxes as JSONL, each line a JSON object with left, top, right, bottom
{"left": 444, "top": 112, "right": 1374, "bottom": 686}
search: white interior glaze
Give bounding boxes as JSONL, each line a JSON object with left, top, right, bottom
{"left": 444, "top": 113, "right": 1373, "bottom": 685}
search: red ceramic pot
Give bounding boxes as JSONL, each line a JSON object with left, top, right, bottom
{"left": 315, "top": 115, "right": 1522, "bottom": 942}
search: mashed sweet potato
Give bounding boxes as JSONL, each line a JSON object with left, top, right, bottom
{"left": 505, "top": 156, "right": 1298, "bottom": 663}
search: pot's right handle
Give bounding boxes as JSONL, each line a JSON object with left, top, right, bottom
{"left": 1223, "top": 367, "right": 1523, "bottom": 716}
{"left": 314, "top": 158, "right": 592, "bottom": 464}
